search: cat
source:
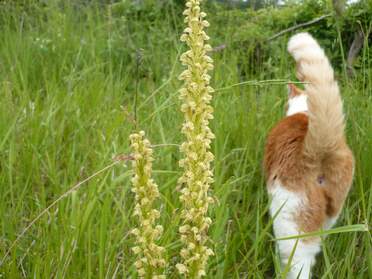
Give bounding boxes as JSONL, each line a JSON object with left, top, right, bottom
{"left": 263, "top": 33, "right": 354, "bottom": 279}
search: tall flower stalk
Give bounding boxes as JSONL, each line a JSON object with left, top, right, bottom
{"left": 176, "top": 0, "right": 215, "bottom": 277}
{"left": 130, "top": 131, "right": 166, "bottom": 279}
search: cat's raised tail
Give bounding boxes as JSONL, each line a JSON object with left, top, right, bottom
{"left": 288, "top": 32, "right": 345, "bottom": 157}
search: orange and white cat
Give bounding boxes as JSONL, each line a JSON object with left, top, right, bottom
{"left": 264, "top": 33, "right": 354, "bottom": 278}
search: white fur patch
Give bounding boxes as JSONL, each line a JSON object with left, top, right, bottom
{"left": 288, "top": 32, "right": 318, "bottom": 53}
{"left": 324, "top": 216, "right": 339, "bottom": 230}
{"left": 291, "top": 47, "right": 324, "bottom": 62}
{"left": 286, "top": 241, "right": 320, "bottom": 279}
{"left": 268, "top": 181, "right": 303, "bottom": 258}
{"left": 268, "top": 180, "right": 320, "bottom": 279}
{"left": 287, "top": 95, "right": 308, "bottom": 116}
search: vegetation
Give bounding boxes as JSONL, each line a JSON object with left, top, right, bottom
{"left": 175, "top": 1, "right": 215, "bottom": 277}
{"left": 0, "top": 0, "right": 371, "bottom": 278}
{"left": 130, "top": 131, "right": 166, "bottom": 278}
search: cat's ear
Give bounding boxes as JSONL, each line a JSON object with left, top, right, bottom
{"left": 287, "top": 83, "right": 304, "bottom": 98}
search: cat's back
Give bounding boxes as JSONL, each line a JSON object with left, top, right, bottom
{"left": 264, "top": 113, "right": 308, "bottom": 180}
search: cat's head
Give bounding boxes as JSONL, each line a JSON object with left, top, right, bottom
{"left": 286, "top": 83, "right": 308, "bottom": 116}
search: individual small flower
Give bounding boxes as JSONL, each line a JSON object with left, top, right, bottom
{"left": 132, "top": 246, "right": 142, "bottom": 254}
{"left": 130, "top": 131, "right": 166, "bottom": 278}
{"left": 177, "top": 0, "right": 215, "bottom": 278}
{"left": 176, "top": 263, "right": 188, "bottom": 274}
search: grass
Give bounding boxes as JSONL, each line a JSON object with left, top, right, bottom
{"left": 0, "top": 2, "right": 371, "bottom": 278}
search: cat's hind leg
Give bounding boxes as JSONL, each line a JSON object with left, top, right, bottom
{"left": 280, "top": 238, "right": 321, "bottom": 279}
{"left": 269, "top": 182, "right": 321, "bottom": 279}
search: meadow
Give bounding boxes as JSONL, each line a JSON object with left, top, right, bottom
{"left": 0, "top": 1, "right": 371, "bottom": 278}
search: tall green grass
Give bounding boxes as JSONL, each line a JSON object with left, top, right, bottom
{"left": 0, "top": 3, "right": 371, "bottom": 278}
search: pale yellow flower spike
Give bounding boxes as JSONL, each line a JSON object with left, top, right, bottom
{"left": 176, "top": 0, "right": 215, "bottom": 277}
{"left": 130, "top": 131, "right": 166, "bottom": 279}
